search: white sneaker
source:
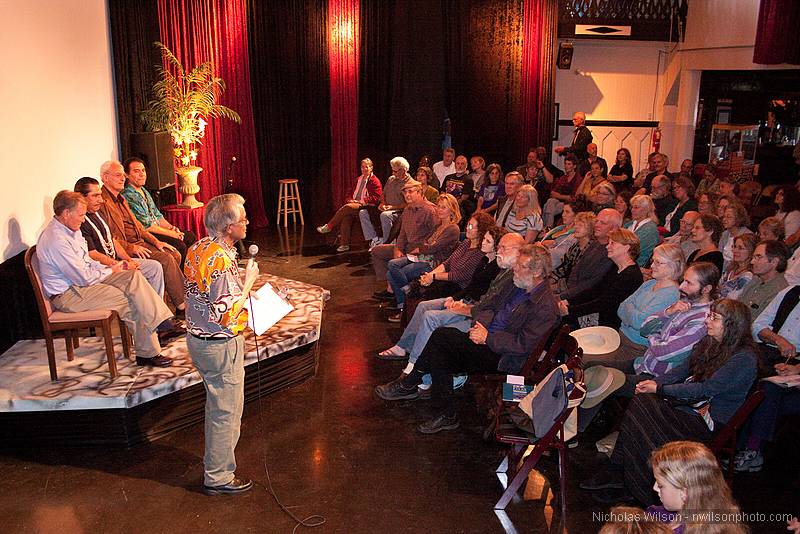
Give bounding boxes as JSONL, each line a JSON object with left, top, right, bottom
{"left": 368, "top": 237, "right": 383, "bottom": 250}
{"left": 733, "top": 449, "right": 764, "bottom": 472}
{"left": 336, "top": 244, "right": 350, "bottom": 252}
{"left": 317, "top": 224, "right": 331, "bottom": 234}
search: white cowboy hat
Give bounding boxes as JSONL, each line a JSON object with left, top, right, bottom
{"left": 569, "top": 326, "right": 620, "bottom": 356}
{"left": 581, "top": 366, "right": 627, "bottom": 409}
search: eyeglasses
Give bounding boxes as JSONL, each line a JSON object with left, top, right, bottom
{"left": 231, "top": 218, "right": 249, "bottom": 226}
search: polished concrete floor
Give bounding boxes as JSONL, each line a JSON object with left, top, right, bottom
{"left": 1, "top": 226, "right": 797, "bottom": 533}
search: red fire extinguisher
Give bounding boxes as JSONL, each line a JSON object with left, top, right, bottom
{"left": 652, "top": 128, "right": 662, "bottom": 152}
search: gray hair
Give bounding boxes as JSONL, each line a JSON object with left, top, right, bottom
{"left": 390, "top": 156, "right": 410, "bottom": 172}
{"left": 519, "top": 243, "right": 553, "bottom": 278}
{"left": 204, "top": 193, "right": 246, "bottom": 237}
{"left": 652, "top": 243, "right": 685, "bottom": 282}
{"left": 100, "top": 160, "right": 123, "bottom": 176}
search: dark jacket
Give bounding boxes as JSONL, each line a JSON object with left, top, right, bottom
{"left": 568, "top": 263, "right": 644, "bottom": 328}
{"left": 565, "top": 125, "right": 593, "bottom": 161}
{"left": 560, "top": 240, "right": 614, "bottom": 301}
{"left": 472, "top": 278, "right": 560, "bottom": 373}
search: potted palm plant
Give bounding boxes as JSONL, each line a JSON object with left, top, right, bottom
{"left": 140, "top": 41, "right": 241, "bottom": 208}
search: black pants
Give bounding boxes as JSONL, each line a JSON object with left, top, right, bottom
{"left": 410, "top": 327, "right": 502, "bottom": 416}
{"left": 157, "top": 230, "right": 197, "bottom": 267}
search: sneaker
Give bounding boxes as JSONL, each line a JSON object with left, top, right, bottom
{"left": 388, "top": 312, "right": 403, "bottom": 323}
{"left": 316, "top": 224, "right": 331, "bottom": 234}
{"left": 418, "top": 413, "right": 460, "bottom": 434}
{"left": 733, "top": 449, "right": 764, "bottom": 472}
{"left": 453, "top": 374, "right": 468, "bottom": 390}
{"left": 375, "top": 377, "right": 420, "bottom": 401}
{"left": 336, "top": 244, "right": 350, "bottom": 252}
{"left": 368, "top": 237, "right": 383, "bottom": 250}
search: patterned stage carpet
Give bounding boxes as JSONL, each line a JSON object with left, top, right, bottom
{"left": 0, "top": 274, "right": 329, "bottom": 413}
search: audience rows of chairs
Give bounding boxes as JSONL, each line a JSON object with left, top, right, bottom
{"left": 319, "top": 144, "right": 800, "bottom": 531}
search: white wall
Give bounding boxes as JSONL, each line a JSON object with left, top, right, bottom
{"left": 0, "top": 0, "right": 118, "bottom": 262}
{"left": 553, "top": 40, "right": 665, "bottom": 173}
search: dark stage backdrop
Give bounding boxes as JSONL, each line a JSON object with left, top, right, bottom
{"left": 247, "top": 0, "right": 332, "bottom": 221}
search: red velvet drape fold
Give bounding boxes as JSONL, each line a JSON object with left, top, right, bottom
{"left": 520, "top": 0, "right": 557, "bottom": 157}
{"left": 157, "top": 0, "right": 267, "bottom": 226}
{"left": 753, "top": 0, "right": 800, "bottom": 65}
{"left": 328, "top": 0, "right": 360, "bottom": 208}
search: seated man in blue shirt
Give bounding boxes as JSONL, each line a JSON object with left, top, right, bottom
{"left": 121, "top": 157, "right": 196, "bottom": 265}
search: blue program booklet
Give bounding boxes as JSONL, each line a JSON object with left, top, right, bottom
{"left": 502, "top": 383, "right": 534, "bottom": 402}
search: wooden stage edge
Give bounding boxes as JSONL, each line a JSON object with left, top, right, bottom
{"left": 0, "top": 342, "right": 318, "bottom": 448}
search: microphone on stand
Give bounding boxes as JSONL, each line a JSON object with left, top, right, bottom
{"left": 226, "top": 156, "right": 238, "bottom": 193}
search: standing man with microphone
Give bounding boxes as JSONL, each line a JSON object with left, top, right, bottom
{"left": 184, "top": 193, "right": 259, "bottom": 495}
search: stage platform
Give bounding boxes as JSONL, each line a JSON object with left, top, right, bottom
{"left": 0, "top": 274, "right": 328, "bottom": 447}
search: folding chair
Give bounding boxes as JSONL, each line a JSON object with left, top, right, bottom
{"left": 709, "top": 387, "right": 765, "bottom": 485}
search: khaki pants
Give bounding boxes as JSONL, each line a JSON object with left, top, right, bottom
{"left": 187, "top": 334, "right": 245, "bottom": 487}
{"left": 51, "top": 270, "right": 171, "bottom": 358}
{"left": 371, "top": 244, "right": 398, "bottom": 280}
{"left": 142, "top": 243, "right": 185, "bottom": 308}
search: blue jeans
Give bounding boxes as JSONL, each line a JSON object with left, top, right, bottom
{"left": 396, "top": 297, "right": 472, "bottom": 364}
{"left": 386, "top": 258, "right": 432, "bottom": 307}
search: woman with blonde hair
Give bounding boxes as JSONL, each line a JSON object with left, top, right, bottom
{"left": 648, "top": 441, "right": 748, "bottom": 534}
{"left": 550, "top": 210, "right": 596, "bottom": 290}
{"left": 384, "top": 193, "right": 461, "bottom": 318}
{"left": 504, "top": 184, "right": 543, "bottom": 242}
{"left": 625, "top": 194, "right": 660, "bottom": 267}
{"left": 719, "top": 233, "right": 756, "bottom": 299}
{"left": 719, "top": 200, "right": 753, "bottom": 272}
{"left": 590, "top": 182, "right": 617, "bottom": 213}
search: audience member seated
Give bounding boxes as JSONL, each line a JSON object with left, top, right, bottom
{"left": 37, "top": 191, "right": 176, "bottom": 368}
{"left": 415, "top": 166, "right": 440, "bottom": 203}
{"left": 775, "top": 186, "right": 800, "bottom": 247}
{"left": 360, "top": 156, "right": 411, "bottom": 248}
{"left": 615, "top": 190, "right": 633, "bottom": 225}
{"left": 715, "top": 194, "right": 733, "bottom": 219}
{"left": 475, "top": 163, "right": 504, "bottom": 214}
{"left": 405, "top": 212, "right": 495, "bottom": 318}
{"left": 581, "top": 299, "right": 757, "bottom": 506}
{"left": 664, "top": 210, "right": 700, "bottom": 259}
{"left": 696, "top": 192, "right": 717, "bottom": 217}
{"left": 494, "top": 171, "right": 524, "bottom": 229}
{"left": 787, "top": 245, "right": 800, "bottom": 285}
{"left": 515, "top": 147, "right": 538, "bottom": 174}
{"left": 578, "top": 142, "right": 608, "bottom": 178}
{"left": 317, "top": 157, "right": 383, "bottom": 252}
{"left": 74, "top": 177, "right": 165, "bottom": 298}
{"left": 632, "top": 152, "right": 657, "bottom": 192}
{"left": 543, "top": 156, "right": 581, "bottom": 227}
{"left": 98, "top": 160, "right": 186, "bottom": 314}
{"left": 662, "top": 175, "right": 698, "bottom": 237}
{"left": 468, "top": 156, "right": 486, "bottom": 191}
{"left": 502, "top": 184, "right": 543, "bottom": 243}
{"left": 440, "top": 154, "right": 476, "bottom": 222}
{"left": 758, "top": 215, "right": 784, "bottom": 242}
{"left": 738, "top": 240, "right": 790, "bottom": 319}
{"left": 645, "top": 441, "right": 748, "bottom": 533}
{"left": 650, "top": 175, "right": 678, "bottom": 226}
{"left": 735, "top": 358, "right": 800, "bottom": 473}
{"left": 719, "top": 233, "right": 756, "bottom": 299}
{"left": 687, "top": 214, "right": 724, "bottom": 272}
{"left": 374, "top": 244, "right": 560, "bottom": 434}
{"left": 121, "top": 157, "right": 197, "bottom": 264}
{"left": 638, "top": 153, "right": 674, "bottom": 195}
{"left": 560, "top": 228, "right": 643, "bottom": 328}
{"left": 719, "top": 200, "right": 753, "bottom": 271}
{"left": 589, "top": 182, "right": 616, "bottom": 214}
{"left": 607, "top": 148, "right": 634, "bottom": 192}
{"left": 615, "top": 244, "right": 684, "bottom": 361}
{"left": 696, "top": 164, "right": 720, "bottom": 198}
{"left": 431, "top": 147, "right": 455, "bottom": 189}
{"left": 554, "top": 209, "right": 620, "bottom": 303}
{"left": 752, "top": 284, "right": 800, "bottom": 368}
{"left": 575, "top": 160, "right": 609, "bottom": 200}
{"left": 539, "top": 199, "right": 586, "bottom": 270}
{"left": 371, "top": 179, "right": 437, "bottom": 297}
{"left": 377, "top": 230, "right": 521, "bottom": 389}
{"left": 717, "top": 175, "right": 738, "bottom": 199}
{"left": 679, "top": 158, "right": 693, "bottom": 176}
{"left": 384, "top": 193, "right": 461, "bottom": 321}
{"left": 625, "top": 195, "right": 660, "bottom": 267}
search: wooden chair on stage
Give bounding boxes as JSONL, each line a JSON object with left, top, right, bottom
{"left": 710, "top": 386, "right": 765, "bottom": 485}
{"left": 493, "top": 330, "right": 583, "bottom": 516}
{"left": 25, "top": 246, "right": 132, "bottom": 382}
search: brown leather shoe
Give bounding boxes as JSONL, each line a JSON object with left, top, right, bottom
{"left": 136, "top": 355, "right": 173, "bottom": 367}
{"left": 203, "top": 477, "right": 253, "bottom": 496}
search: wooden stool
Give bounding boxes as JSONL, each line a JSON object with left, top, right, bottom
{"left": 276, "top": 179, "right": 305, "bottom": 226}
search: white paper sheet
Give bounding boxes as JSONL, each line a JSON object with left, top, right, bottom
{"left": 243, "top": 282, "right": 294, "bottom": 335}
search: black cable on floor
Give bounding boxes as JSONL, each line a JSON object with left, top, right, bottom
{"left": 249, "top": 294, "right": 326, "bottom": 533}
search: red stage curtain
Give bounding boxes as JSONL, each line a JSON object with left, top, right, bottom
{"left": 328, "top": 0, "right": 360, "bottom": 208}
{"left": 753, "top": 0, "right": 800, "bottom": 65}
{"left": 520, "top": 0, "right": 557, "bottom": 157}
{"left": 157, "top": 0, "right": 268, "bottom": 227}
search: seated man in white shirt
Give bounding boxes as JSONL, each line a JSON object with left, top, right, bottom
{"left": 36, "top": 191, "right": 177, "bottom": 367}
{"left": 431, "top": 148, "right": 455, "bottom": 190}
{"left": 752, "top": 284, "right": 800, "bottom": 368}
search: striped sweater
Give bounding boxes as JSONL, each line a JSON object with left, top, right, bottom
{"left": 634, "top": 302, "right": 710, "bottom": 376}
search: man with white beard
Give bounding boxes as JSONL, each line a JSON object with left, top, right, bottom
{"left": 375, "top": 243, "right": 560, "bottom": 434}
